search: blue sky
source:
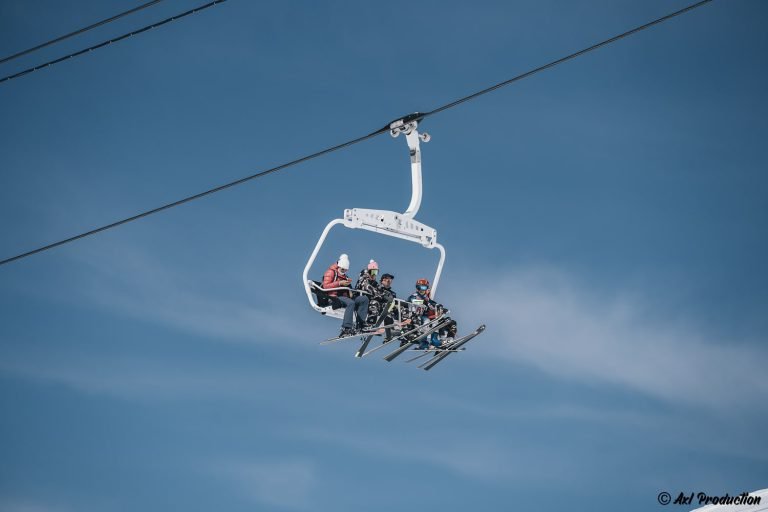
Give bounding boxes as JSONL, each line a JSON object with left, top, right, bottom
{"left": 1, "top": 1, "right": 767, "bottom": 511}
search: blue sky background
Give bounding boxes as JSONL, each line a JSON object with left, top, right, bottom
{"left": 1, "top": 1, "right": 767, "bottom": 511}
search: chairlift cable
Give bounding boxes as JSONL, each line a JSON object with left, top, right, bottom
{"left": 0, "top": 0, "right": 226, "bottom": 85}
{"left": 0, "top": 0, "right": 714, "bottom": 267}
{"left": 422, "top": 0, "right": 713, "bottom": 120}
{"left": 0, "top": 0, "right": 167, "bottom": 66}
{"left": 0, "top": 130, "right": 383, "bottom": 266}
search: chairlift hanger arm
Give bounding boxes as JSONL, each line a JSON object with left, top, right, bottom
{"left": 388, "top": 113, "right": 431, "bottom": 218}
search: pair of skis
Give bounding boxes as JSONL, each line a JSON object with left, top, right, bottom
{"left": 321, "top": 308, "right": 445, "bottom": 353}
{"left": 380, "top": 320, "right": 486, "bottom": 370}
{"left": 319, "top": 327, "right": 385, "bottom": 346}
{"left": 354, "top": 298, "right": 395, "bottom": 358}
{"left": 319, "top": 303, "right": 486, "bottom": 371}
{"left": 363, "top": 313, "right": 451, "bottom": 358}
{"left": 318, "top": 298, "right": 395, "bottom": 354}
{"left": 409, "top": 324, "right": 486, "bottom": 371}
{"left": 381, "top": 315, "right": 456, "bottom": 362}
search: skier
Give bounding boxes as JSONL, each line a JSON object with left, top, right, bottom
{"left": 355, "top": 259, "right": 380, "bottom": 296}
{"left": 407, "top": 278, "right": 457, "bottom": 349}
{"left": 377, "top": 272, "right": 408, "bottom": 340}
{"left": 355, "top": 260, "right": 383, "bottom": 326}
{"left": 323, "top": 253, "right": 369, "bottom": 337}
{"left": 378, "top": 273, "right": 397, "bottom": 303}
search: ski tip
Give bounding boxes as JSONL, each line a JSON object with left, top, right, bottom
{"left": 478, "top": 324, "right": 486, "bottom": 332}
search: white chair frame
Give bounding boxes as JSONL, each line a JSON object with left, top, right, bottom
{"left": 302, "top": 118, "right": 445, "bottom": 319}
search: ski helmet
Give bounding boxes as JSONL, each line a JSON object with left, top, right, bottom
{"left": 415, "top": 278, "right": 430, "bottom": 291}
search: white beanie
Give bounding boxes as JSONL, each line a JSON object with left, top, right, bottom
{"left": 338, "top": 253, "right": 350, "bottom": 270}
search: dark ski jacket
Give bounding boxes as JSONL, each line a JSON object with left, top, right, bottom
{"left": 407, "top": 291, "right": 441, "bottom": 320}
{"left": 378, "top": 285, "right": 397, "bottom": 303}
{"left": 355, "top": 270, "right": 380, "bottom": 297}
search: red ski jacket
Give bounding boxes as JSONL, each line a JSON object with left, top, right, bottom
{"left": 322, "top": 263, "right": 351, "bottom": 297}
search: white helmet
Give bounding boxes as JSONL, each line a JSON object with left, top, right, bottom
{"left": 338, "top": 253, "right": 350, "bottom": 270}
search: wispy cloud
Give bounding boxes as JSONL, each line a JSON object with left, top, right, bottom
{"left": 210, "top": 459, "right": 316, "bottom": 510}
{"left": 421, "top": 392, "right": 654, "bottom": 426}
{"left": 1, "top": 245, "right": 321, "bottom": 402}
{"left": 0, "top": 349, "right": 299, "bottom": 402}
{"left": 449, "top": 266, "right": 768, "bottom": 408}
{"left": 0, "top": 498, "right": 69, "bottom": 512}
{"left": 64, "top": 246, "right": 306, "bottom": 344}
{"left": 292, "top": 427, "right": 579, "bottom": 485}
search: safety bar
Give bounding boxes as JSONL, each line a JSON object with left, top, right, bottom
{"left": 308, "top": 281, "right": 369, "bottom": 296}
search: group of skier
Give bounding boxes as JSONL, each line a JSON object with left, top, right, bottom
{"left": 322, "top": 253, "right": 458, "bottom": 348}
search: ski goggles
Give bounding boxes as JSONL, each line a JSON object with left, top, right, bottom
{"left": 369, "top": 269, "right": 379, "bottom": 276}
{"left": 416, "top": 285, "right": 428, "bottom": 291}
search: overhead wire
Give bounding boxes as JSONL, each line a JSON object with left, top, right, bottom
{"left": 422, "top": 0, "right": 713, "bottom": 120}
{"left": 0, "top": 0, "right": 714, "bottom": 267}
{"left": 0, "top": 0, "right": 227, "bottom": 85}
{"left": 0, "top": 0, "right": 166, "bottom": 66}
{"left": 0, "top": 131, "right": 383, "bottom": 266}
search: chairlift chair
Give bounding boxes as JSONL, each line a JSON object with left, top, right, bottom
{"left": 302, "top": 114, "right": 446, "bottom": 319}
